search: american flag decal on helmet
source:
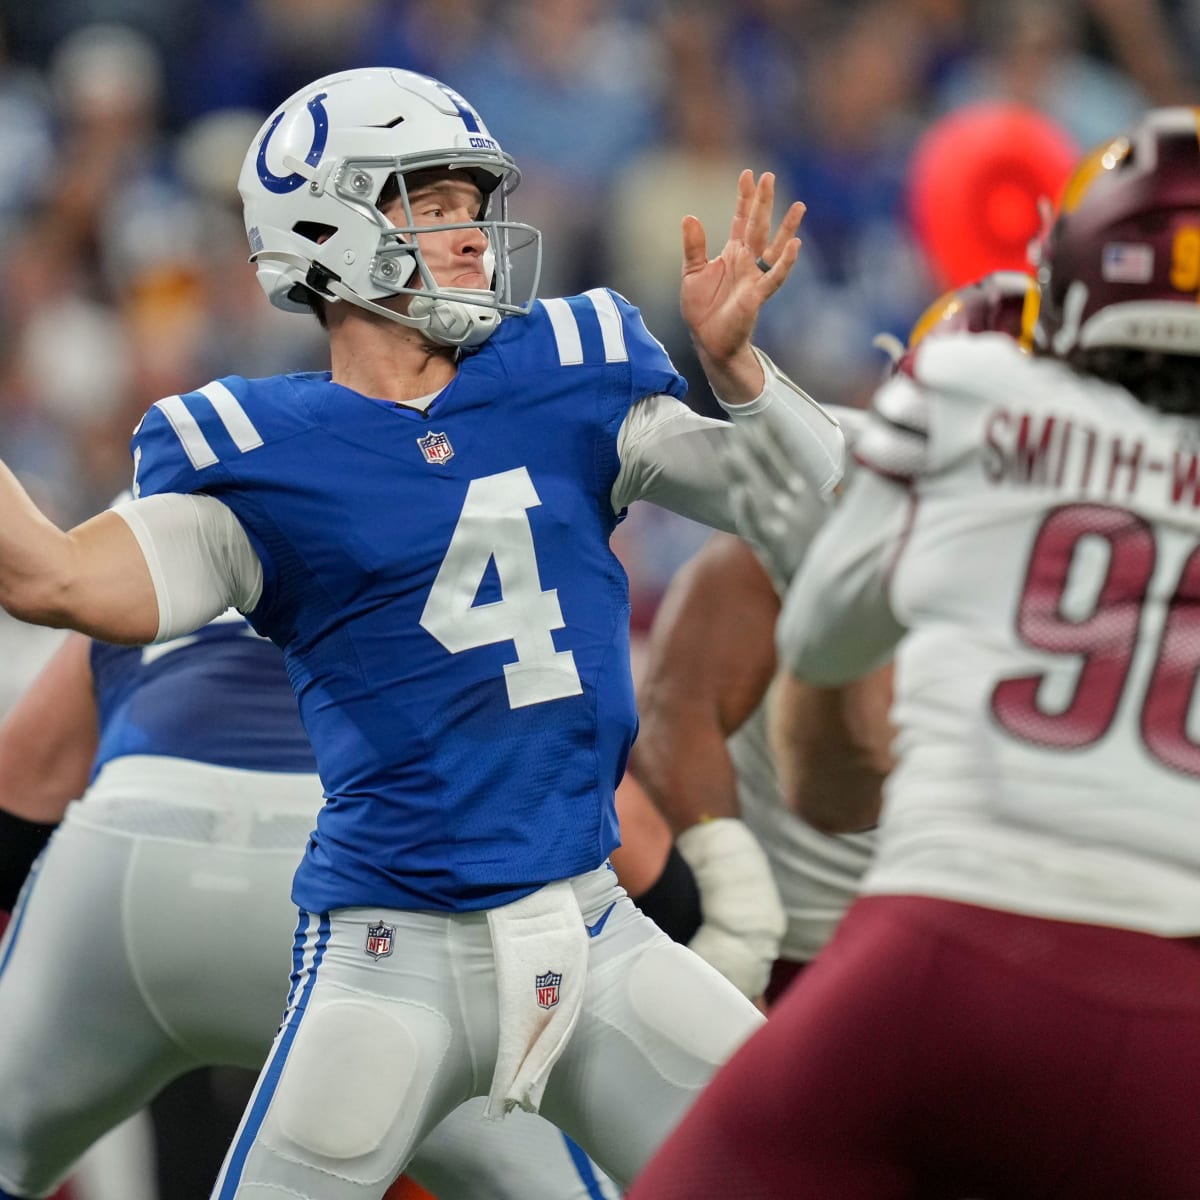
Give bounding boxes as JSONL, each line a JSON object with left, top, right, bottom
{"left": 535, "top": 970, "right": 562, "bottom": 1009}
{"left": 417, "top": 430, "right": 454, "bottom": 464}
{"left": 365, "top": 921, "right": 394, "bottom": 960}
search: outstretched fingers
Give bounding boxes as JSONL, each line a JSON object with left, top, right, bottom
{"left": 727, "top": 169, "right": 756, "bottom": 244}
{"left": 754, "top": 199, "right": 806, "bottom": 289}
{"left": 744, "top": 172, "right": 776, "bottom": 257}
{"left": 755, "top": 235, "right": 803, "bottom": 297}
{"left": 681, "top": 214, "right": 709, "bottom": 275}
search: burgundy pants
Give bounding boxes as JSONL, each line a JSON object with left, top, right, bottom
{"left": 629, "top": 895, "right": 1200, "bottom": 1200}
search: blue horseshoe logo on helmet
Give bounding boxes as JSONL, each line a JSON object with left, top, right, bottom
{"left": 256, "top": 93, "right": 330, "bottom": 194}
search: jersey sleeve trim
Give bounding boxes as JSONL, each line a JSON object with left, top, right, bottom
{"left": 156, "top": 395, "right": 219, "bottom": 469}
{"left": 540, "top": 298, "right": 585, "bottom": 365}
{"left": 538, "top": 290, "right": 635, "bottom": 368}
{"left": 582, "top": 288, "right": 629, "bottom": 363}
{"left": 199, "top": 382, "right": 265, "bottom": 453}
{"left": 145, "top": 384, "right": 267, "bottom": 477}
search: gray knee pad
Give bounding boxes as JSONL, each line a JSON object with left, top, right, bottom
{"left": 626, "top": 941, "right": 764, "bottom": 1080}
{"left": 262, "top": 996, "right": 452, "bottom": 1185}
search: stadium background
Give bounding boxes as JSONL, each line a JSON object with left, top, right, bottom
{"left": 0, "top": 0, "right": 1197, "bottom": 1197}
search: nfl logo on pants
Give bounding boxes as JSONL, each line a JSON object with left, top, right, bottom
{"left": 535, "top": 970, "right": 562, "bottom": 1009}
{"left": 365, "top": 922, "right": 394, "bottom": 960}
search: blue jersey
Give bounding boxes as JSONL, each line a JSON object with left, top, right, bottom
{"left": 130, "top": 290, "right": 687, "bottom": 914}
{"left": 90, "top": 612, "right": 317, "bottom": 778}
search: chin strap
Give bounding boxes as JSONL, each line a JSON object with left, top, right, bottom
{"left": 324, "top": 278, "right": 501, "bottom": 348}
{"left": 254, "top": 249, "right": 503, "bottom": 349}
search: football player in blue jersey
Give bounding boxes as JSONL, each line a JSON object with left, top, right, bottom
{"left": 0, "top": 611, "right": 620, "bottom": 1200}
{"left": 0, "top": 67, "right": 845, "bottom": 1198}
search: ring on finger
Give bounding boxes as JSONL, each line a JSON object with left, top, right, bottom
{"left": 755, "top": 255, "right": 772, "bottom": 273}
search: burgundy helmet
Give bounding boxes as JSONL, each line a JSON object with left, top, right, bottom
{"left": 1032, "top": 107, "right": 1200, "bottom": 358}
{"left": 876, "top": 269, "right": 1035, "bottom": 368}
{"left": 908, "top": 269, "right": 1035, "bottom": 349}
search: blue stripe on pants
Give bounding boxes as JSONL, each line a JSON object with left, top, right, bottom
{"left": 216, "top": 910, "right": 331, "bottom": 1199}
{"left": 563, "top": 1133, "right": 608, "bottom": 1200}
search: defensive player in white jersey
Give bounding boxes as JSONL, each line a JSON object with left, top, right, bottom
{"left": 0, "top": 613, "right": 619, "bottom": 1200}
{"left": 634, "top": 272, "right": 1032, "bottom": 1005}
{"left": 0, "top": 68, "right": 845, "bottom": 1199}
{"left": 629, "top": 108, "right": 1200, "bottom": 1199}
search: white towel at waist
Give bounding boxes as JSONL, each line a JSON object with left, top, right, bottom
{"left": 484, "top": 879, "right": 588, "bottom": 1119}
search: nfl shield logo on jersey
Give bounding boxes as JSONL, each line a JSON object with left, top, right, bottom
{"left": 535, "top": 970, "right": 562, "bottom": 1009}
{"left": 365, "top": 921, "right": 394, "bottom": 960}
{"left": 417, "top": 430, "right": 454, "bottom": 464}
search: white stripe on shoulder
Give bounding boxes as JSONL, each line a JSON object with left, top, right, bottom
{"left": 541, "top": 298, "right": 584, "bottom": 366}
{"left": 584, "top": 288, "right": 628, "bottom": 363}
{"left": 155, "top": 395, "right": 218, "bottom": 469}
{"left": 200, "top": 381, "right": 264, "bottom": 453}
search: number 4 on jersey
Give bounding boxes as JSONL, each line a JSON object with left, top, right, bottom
{"left": 420, "top": 467, "right": 583, "bottom": 709}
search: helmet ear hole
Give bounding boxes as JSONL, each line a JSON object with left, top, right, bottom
{"left": 293, "top": 221, "right": 338, "bottom": 244}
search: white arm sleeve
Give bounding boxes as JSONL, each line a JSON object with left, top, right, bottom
{"left": 611, "top": 394, "right": 736, "bottom": 527}
{"left": 717, "top": 348, "right": 846, "bottom": 499}
{"left": 611, "top": 349, "right": 846, "bottom": 527}
{"left": 776, "top": 467, "right": 909, "bottom": 686}
{"left": 111, "top": 494, "right": 264, "bottom": 643}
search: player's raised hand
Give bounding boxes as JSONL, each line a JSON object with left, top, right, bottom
{"left": 680, "top": 170, "right": 805, "bottom": 402}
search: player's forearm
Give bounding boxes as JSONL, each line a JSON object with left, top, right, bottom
{"left": 0, "top": 460, "right": 89, "bottom": 628}
{"left": 613, "top": 358, "right": 844, "bottom": 531}
{"left": 776, "top": 470, "right": 909, "bottom": 687}
{"left": 630, "top": 724, "right": 743, "bottom": 833}
{"left": 695, "top": 343, "right": 764, "bottom": 409}
{"left": 768, "top": 670, "right": 893, "bottom": 833}
{"left": 14, "top": 508, "right": 159, "bottom": 644}
{"left": 716, "top": 349, "right": 845, "bottom": 500}
{"left": 0, "top": 633, "right": 98, "bottom": 823}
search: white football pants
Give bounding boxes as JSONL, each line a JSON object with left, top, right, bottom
{"left": 208, "top": 867, "right": 763, "bottom": 1200}
{"left": 0, "top": 758, "right": 637, "bottom": 1199}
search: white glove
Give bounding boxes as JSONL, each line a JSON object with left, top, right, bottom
{"left": 675, "top": 817, "right": 787, "bottom": 1000}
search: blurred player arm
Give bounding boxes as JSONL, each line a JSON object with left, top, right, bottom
{"left": 0, "top": 462, "right": 260, "bottom": 644}
{"left": 609, "top": 772, "right": 703, "bottom": 946}
{"left": 630, "top": 532, "right": 786, "bottom": 997}
{"left": 768, "top": 666, "right": 895, "bottom": 834}
{"left": 0, "top": 632, "right": 97, "bottom": 909}
{"left": 634, "top": 533, "right": 779, "bottom": 833}
{"left": 773, "top": 466, "right": 908, "bottom": 832}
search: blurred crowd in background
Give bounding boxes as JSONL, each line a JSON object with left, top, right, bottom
{"left": 0, "top": 0, "right": 1197, "bottom": 705}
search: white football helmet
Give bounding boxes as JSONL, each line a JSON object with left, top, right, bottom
{"left": 237, "top": 67, "right": 541, "bottom": 348}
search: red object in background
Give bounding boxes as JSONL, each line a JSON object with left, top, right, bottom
{"left": 385, "top": 1177, "right": 437, "bottom": 1200}
{"left": 909, "top": 103, "right": 1079, "bottom": 288}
